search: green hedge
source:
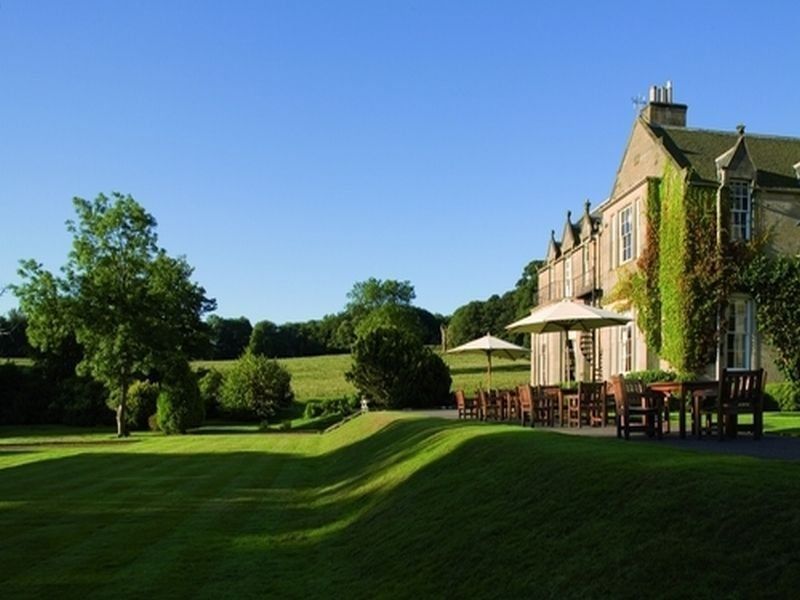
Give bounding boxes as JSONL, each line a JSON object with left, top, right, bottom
{"left": 765, "top": 382, "right": 800, "bottom": 412}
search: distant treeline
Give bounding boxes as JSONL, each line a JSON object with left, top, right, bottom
{"left": 1, "top": 260, "right": 542, "bottom": 361}
{"left": 445, "top": 259, "right": 542, "bottom": 348}
{"left": 202, "top": 307, "right": 444, "bottom": 360}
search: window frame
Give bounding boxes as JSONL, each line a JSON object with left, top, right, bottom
{"left": 725, "top": 297, "right": 753, "bottom": 370}
{"left": 618, "top": 320, "right": 633, "bottom": 374}
{"left": 619, "top": 206, "right": 634, "bottom": 264}
{"left": 564, "top": 256, "right": 573, "bottom": 298}
{"left": 729, "top": 180, "right": 752, "bottom": 242}
{"left": 582, "top": 244, "right": 590, "bottom": 287}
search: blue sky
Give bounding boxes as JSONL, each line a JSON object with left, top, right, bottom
{"left": 2, "top": 0, "right": 798, "bottom": 323}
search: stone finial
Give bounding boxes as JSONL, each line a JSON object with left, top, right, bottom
{"left": 736, "top": 123, "right": 746, "bottom": 136}
{"left": 550, "top": 229, "right": 556, "bottom": 241}
{"left": 584, "top": 199, "right": 591, "bottom": 215}
{"left": 566, "top": 210, "right": 572, "bottom": 223}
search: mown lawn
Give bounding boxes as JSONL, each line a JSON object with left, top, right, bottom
{"left": 1, "top": 414, "right": 800, "bottom": 599}
{"left": 193, "top": 351, "right": 531, "bottom": 404}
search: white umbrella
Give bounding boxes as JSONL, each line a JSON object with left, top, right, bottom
{"left": 505, "top": 300, "right": 631, "bottom": 381}
{"left": 447, "top": 333, "right": 530, "bottom": 390}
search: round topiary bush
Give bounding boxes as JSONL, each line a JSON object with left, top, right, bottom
{"left": 107, "top": 379, "right": 160, "bottom": 430}
{"left": 127, "top": 380, "right": 160, "bottom": 430}
{"left": 156, "top": 369, "right": 204, "bottom": 434}
{"left": 346, "top": 326, "right": 451, "bottom": 409}
{"left": 220, "top": 351, "right": 294, "bottom": 421}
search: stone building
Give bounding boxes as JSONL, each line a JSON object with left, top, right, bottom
{"left": 532, "top": 83, "right": 800, "bottom": 385}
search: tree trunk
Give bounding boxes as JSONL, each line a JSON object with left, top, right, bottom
{"left": 116, "top": 380, "right": 129, "bottom": 437}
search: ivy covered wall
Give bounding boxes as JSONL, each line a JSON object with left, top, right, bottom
{"left": 617, "top": 162, "right": 737, "bottom": 375}
{"left": 657, "top": 162, "right": 690, "bottom": 371}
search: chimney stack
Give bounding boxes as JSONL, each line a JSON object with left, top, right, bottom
{"left": 641, "top": 80, "right": 687, "bottom": 127}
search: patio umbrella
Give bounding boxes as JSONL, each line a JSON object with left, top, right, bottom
{"left": 505, "top": 300, "right": 631, "bottom": 381}
{"left": 447, "top": 333, "right": 530, "bottom": 390}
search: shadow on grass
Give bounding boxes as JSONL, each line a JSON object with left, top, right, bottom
{"left": 2, "top": 417, "right": 800, "bottom": 598}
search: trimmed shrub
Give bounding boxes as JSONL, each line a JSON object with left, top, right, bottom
{"left": 198, "top": 368, "right": 224, "bottom": 418}
{"left": 303, "top": 396, "right": 359, "bottom": 420}
{"left": 625, "top": 369, "right": 678, "bottom": 384}
{"left": 156, "top": 369, "right": 204, "bottom": 434}
{"left": 107, "top": 380, "right": 160, "bottom": 430}
{"left": 220, "top": 352, "right": 294, "bottom": 421}
{"left": 765, "top": 382, "right": 800, "bottom": 412}
{"left": 128, "top": 380, "right": 160, "bottom": 429}
{"left": 346, "top": 326, "right": 451, "bottom": 409}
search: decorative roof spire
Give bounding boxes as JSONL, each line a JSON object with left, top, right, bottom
{"left": 584, "top": 199, "right": 591, "bottom": 215}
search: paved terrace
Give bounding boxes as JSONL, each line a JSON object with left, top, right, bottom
{"left": 411, "top": 409, "right": 800, "bottom": 461}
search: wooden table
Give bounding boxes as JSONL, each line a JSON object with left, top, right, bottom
{"left": 648, "top": 380, "right": 717, "bottom": 438}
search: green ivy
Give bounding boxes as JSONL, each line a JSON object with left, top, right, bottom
{"left": 634, "top": 177, "right": 662, "bottom": 353}
{"left": 742, "top": 254, "right": 800, "bottom": 386}
{"left": 658, "top": 162, "right": 689, "bottom": 371}
{"left": 608, "top": 162, "right": 766, "bottom": 376}
{"left": 681, "top": 183, "right": 724, "bottom": 372}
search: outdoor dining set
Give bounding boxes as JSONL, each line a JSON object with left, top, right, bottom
{"left": 449, "top": 299, "right": 766, "bottom": 442}
{"left": 454, "top": 368, "right": 766, "bottom": 441}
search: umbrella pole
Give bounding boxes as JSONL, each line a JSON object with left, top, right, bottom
{"left": 487, "top": 351, "right": 492, "bottom": 391}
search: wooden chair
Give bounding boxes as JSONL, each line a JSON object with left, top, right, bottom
{"left": 477, "top": 389, "right": 500, "bottom": 421}
{"left": 566, "top": 382, "right": 605, "bottom": 428}
{"left": 611, "top": 375, "right": 663, "bottom": 440}
{"left": 701, "top": 369, "right": 765, "bottom": 440}
{"left": 503, "top": 389, "right": 520, "bottom": 422}
{"left": 519, "top": 385, "right": 554, "bottom": 427}
{"left": 602, "top": 380, "right": 617, "bottom": 426}
{"left": 455, "top": 389, "right": 479, "bottom": 420}
{"left": 517, "top": 385, "right": 533, "bottom": 426}
{"left": 565, "top": 382, "right": 604, "bottom": 428}
{"left": 539, "top": 385, "right": 563, "bottom": 426}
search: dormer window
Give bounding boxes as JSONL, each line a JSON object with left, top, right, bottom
{"left": 729, "top": 180, "right": 752, "bottom": 241}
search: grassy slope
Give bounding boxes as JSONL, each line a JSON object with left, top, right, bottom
{"left": 2, "top": 415, "right": 800, "bottom": 599}
{"left": 194, "top": 352, "right": 532, "bottom": 404}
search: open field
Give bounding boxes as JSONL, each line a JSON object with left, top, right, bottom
{"left": 194, "top": 351, "right": 532, "bottom": 403}
{"left": 2, "top": 413, "right": 800, "bottom": 598}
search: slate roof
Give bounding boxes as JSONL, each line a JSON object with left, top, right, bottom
{"left": 648, "top": 124, "right": 800, "bottom": 189}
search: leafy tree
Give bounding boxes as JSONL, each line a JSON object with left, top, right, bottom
{"left": 207, "top": 315, "right": 252, "bottom": 359}
{"left": 446, "top": 260, "right": 542, "bottom": 347}
{"left": 346, "top": 326, "right": 451, "bottom": 409}
{"left": 0, "top": 309, "right": 30, "bottom": 358}
{"left": 15, "top": 193, "right": 215, "bottom": 436}
{"left": 342, "top": 278, "right": 435, "bottom": 346}
{"left": 220, "top": 351, "right": 294, "bottom": 421}
{"left": 447, "top": 300, "right": 490, "bottom": 347}
{"left": 354, "top": 304, "right": 426, "bottom": 342}
{"left": 248, "top": 320, "right": 280, "bottom": 356}
{"left": 346, "top": 278, "right": 415, "bottom": 315}
{"left": 515, "top": 259, "right": 544, "bottom": 315}
{"left": 742, "top": 254, "right": 800, "bottom": 387}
